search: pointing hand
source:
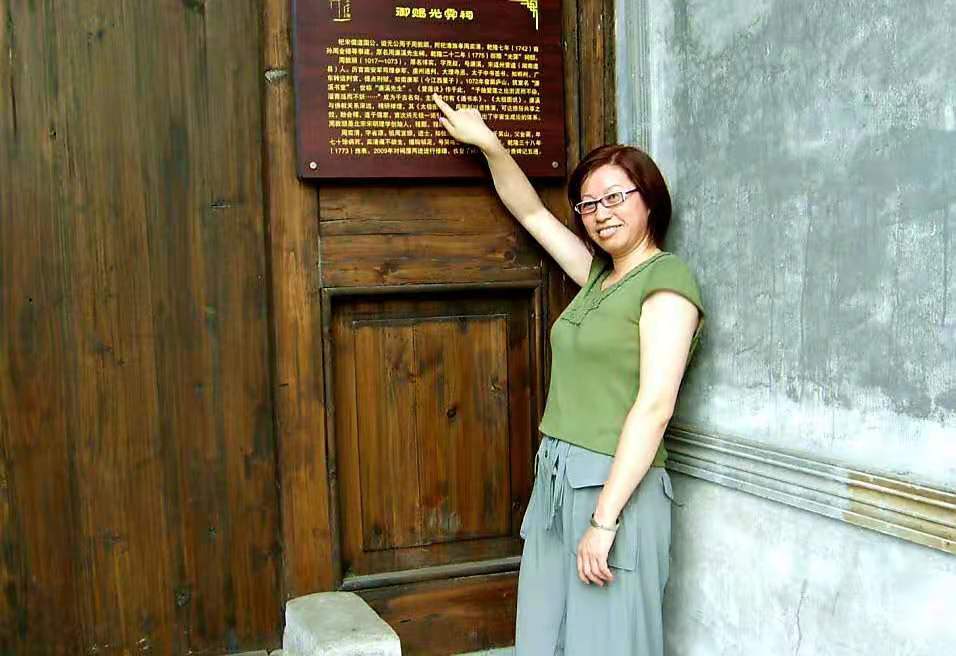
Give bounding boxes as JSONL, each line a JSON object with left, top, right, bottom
{"left": 433, "top": 93, "right": 500, "bottom": 152}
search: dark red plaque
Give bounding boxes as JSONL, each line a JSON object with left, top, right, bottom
{"left": 293, "top": 1, "right": 566, "bottom": 179}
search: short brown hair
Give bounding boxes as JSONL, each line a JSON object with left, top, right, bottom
{"left": 567, "top": 145, "right": 672, "bottom": 249}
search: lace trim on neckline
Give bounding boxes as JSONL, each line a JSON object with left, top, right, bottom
{"left": 559, "top": 252, "right": 672, "bottom": 326}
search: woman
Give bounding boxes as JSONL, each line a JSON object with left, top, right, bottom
{"left": 434, "top": 95, "right": 704, "bottom": 656}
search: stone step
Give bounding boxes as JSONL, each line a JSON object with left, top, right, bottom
{"left": 222, "top": 644, "right": 511, "bottom": 655}
{"left": 283, "top": 591, "right": 401, "bottom": 656}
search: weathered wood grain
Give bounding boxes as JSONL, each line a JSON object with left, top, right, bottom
{"left": 1, "top": 1, "right": 281, "bottom": 652}
{"left": 415, "top": 317, "right": 511, "bottom": 542}
{"left": 0, "top": 0, "right": 618, "bottom": 650}
{"left": 360, "top": 572, "right": 519, "bottom": 655}
{"left": 310, "top": 3, "right": 617, "bottom": 650}
{"left": 330, "top": 292, "right": 535, "bottom": 582}
{"left": 1, "top": 2, "right": 85, "bottom": 651}
{"left": 263, "top": 0, "right": 337, "bottom": 598}
{"left": 320, "top": 183, "right": 526, "bottom": 235}
{"left": 321, "top": 231, "right": 541, "bottom": 287}
{"left": 578, "top": 0, "right": 617, "bottom": 153}
{"left": 354, "top": 322, "right": 424, "bottom": 551}
{"left": 319, "top": 181, "right": 544, "bottom": 287}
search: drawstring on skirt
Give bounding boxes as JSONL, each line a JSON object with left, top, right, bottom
{"left": 537, "top": 437, "right": 570, "bottom": 532}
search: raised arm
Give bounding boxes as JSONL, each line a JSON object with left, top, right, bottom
{"left": 433, "top": 94, "right": 592, "bottom": 286}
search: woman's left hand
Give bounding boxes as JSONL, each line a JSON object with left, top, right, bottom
{"left": 576, "top": 527, "right": 616, "bottom": 586}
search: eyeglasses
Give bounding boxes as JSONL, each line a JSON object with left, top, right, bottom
{"left": 573, "top": 188, "right": 639, "bottom": 215}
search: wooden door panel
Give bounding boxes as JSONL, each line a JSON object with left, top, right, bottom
{"left": 319, "top": 183, "right": 516, "bottom": 231}
{"left": 319, "top": 181, "right": 543, "bottom": 288}
{"left": 354, "top": 322, "right": 424, "bottom": 551}
{"left": 330, "top": 289, "right": 537, "bottom": 581}
{"left": 352, "top": 315, "right": 511, "bottom": 551}
{"left": 321, "top": 231, "right": 540, "bottom": 287}
{"left": 413, "top": 316, "right": 511, "bottom": 543}
{"left": 360, "top": 572, "right": 518, "bottom": 656}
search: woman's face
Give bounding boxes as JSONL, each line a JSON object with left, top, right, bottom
{"left": 579, "top": 164, "right": 652, "bottom": 257}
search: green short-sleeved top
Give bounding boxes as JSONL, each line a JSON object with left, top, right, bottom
{"left": 538, "top": 251, "right": 705, "bottom": 466}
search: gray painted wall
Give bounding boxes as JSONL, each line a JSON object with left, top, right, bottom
{"left": 666, "top": 476, "right": 956, "bottom": 655}
{"left": 624, "top": 0, "right": 956, "bottom": 489}
{"left": 616, "top": 1, "right": 956, "bottom": 653}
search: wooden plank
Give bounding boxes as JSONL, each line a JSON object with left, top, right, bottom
{"left": 0, "top": 435, "right": 18, "bottom": 651}
{"left": 457, "top": 319, "right": 512, "bottom": 535}
{"left": 320, "top": 183, "right": 523, "bottom": 235}
{"left": 415, "top": 318, "right": 511, "bottom": 542}
{"left": 541, "top": 0, "right": 622, "bottom": 361}
{"left": 132, "top": 3, "right": 216, "bottom": 650}
{"left": 601, "top": 0, "right": 618, "bottom": 145}
{"left": 354, "top": 324, "right": 424, "bottom": 551}
{"left": 0, "top": 2, "right": 85, "bottom": 651}
{"left": 360, "top": 572, "right": 519, "bottom": 655}
{"left": 541, "top": 0, "right": 587, "bottom": 348}
{"left": 319, "top": 180, "right": 543, "bottom": 288}
{"left": 329, "top": 308, "right": 362, "bottom": 579}
{"left": 44, "top": 2, "right": 176, "bottom": 651}
{"left": 321, "top": 232, "right": 539, "bottom": 287}
{"left": 563, "top": 0, "right": 583, "bottom": 168}
{"left": 197, "top": 3, "right": 281, "bottom": 647}
{"left": 578, "top": 0, "right": 616, "bottom": 153}
{"left": 342, "top": 556, "right": 521, "bottom": 592}
{"left": 0, "top": 0, "right": 619, "bottom": 653}
{"left": 344, "top": 538, "right": 523, "bottom": 582}
{"left": 263, "top": 0, "right": 337, "bottom": 597}
{"left": 503, "top": 294, "right": 537, "bottom": 536}
{"left": 413, "top": 322, "right": 459, "bottom": 543}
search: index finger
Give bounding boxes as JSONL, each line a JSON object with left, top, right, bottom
{"left": 432, "top": 93, "right": 455, "bottom": 119}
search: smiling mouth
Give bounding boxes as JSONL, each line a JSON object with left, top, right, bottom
{"left": 597, "top": 224, "right": 623, "bottom": 238}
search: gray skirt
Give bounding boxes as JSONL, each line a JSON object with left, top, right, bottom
{"left": 515, "top": 436, "right": 675, "bottom": 656}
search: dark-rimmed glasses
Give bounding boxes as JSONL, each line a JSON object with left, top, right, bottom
{"left": 573, "top": 188, "right": 639, "bottom": 215}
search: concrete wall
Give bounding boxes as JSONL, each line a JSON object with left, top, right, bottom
{"left": 665, "top": 476, "right": 956, "bottom": 656}
{"left": 616, "top": 1, "right": 956, "bottom": 653}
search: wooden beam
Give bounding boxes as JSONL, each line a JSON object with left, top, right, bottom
{"left": 577, "top": 0, "right": 617, "bottom": 153}
{"left": 262, "top": 0, "right": 336, "bottom": 597}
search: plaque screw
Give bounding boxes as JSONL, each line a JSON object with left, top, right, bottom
{"left": 309, "top": 161, "right": 318, "bottom": 170}
{"left": 551, "top": 161, "right": 559, "bottom": 169}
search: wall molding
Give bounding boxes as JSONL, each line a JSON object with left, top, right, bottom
{"left": 664, "top": 424, "right": 956, "bottom": 555}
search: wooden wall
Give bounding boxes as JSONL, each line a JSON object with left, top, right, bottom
{"left": 1, "top": 1, "right": 280, "bottom": 653}
{"left": 0, "top": 0, "right": 616, "bottom": 653}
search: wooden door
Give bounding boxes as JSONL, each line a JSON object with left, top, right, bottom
{"left": 318, "top": 191, "right": 546, "bottom": 653}
{"left": 329, "top": 288, "right": 537, "bottom": 582}
{"left": 0, "top": 0, "right": 614, "bottom": 652}
{"left": 1, "top": 1, "right": 281, "bottom": 653}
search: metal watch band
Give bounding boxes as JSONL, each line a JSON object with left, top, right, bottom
{"left": 590, "top": 512, "right": 620, "bottom": 532}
